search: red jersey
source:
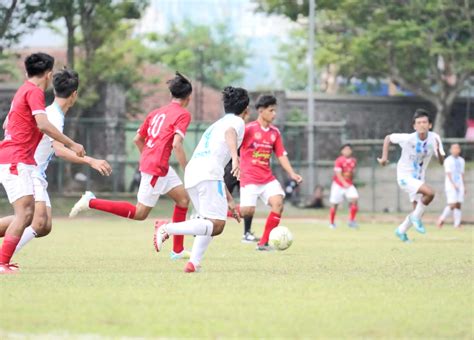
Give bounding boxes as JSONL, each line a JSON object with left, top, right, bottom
{"left": 240, "top": 121, "right": 287, "bottom": 186}
{"left": 333, "top": 156, "right": 357, "bottom": 187}
{"left": 138, "top": 102, "right": 191, "bottom": 177}
{"left": 0, "top": 81, "right": 46, "bottom": 165}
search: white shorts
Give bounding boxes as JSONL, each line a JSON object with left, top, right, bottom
{"left": 240, "top": 180, "right": 285, "bottom": 207}
{"left": 329, "top": 182, "right": 359, "bottom": 204}
{"left": 32, "top": 175, "right": 51, "bottom": 208}
{"left": 446, "top": 186, "right": 464, "bottom": 204}
{"left": 0, "top": 163, "right": 35, "bottom": 203}
{"left": 398, "top": 177, "right": 424, "bottom": 202}
{"left": 187, "top": 180, "right": 227, "bottom": 220}
{"left": 137, "top": 167, "right": 182, "bottom": 207}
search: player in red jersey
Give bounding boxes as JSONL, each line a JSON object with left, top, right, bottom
{"left": 329, "top": 144, "right": 359, "bottom": 229}
{"left": 0, "top": 53, "right": 85, "bottom": 274}
{"left": 239, "top": 95, "right": 302, "bottom": 251}
{"left": 69, "top": 72, "right": 193, "bottom": 260}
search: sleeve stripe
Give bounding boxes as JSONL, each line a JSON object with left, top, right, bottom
{"left": 175, "top": 129, "right": 185, "bottom": 138}
{"left": 32, "top": 110, "right": 46, "bottom": 115}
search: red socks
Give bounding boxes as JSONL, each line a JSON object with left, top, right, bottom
{"left": 0, "top": 234, "right": 20, "bottom": 264}
{"left": 330, "top": 207, "right": 336, "bottom": 224}
{"left": 89, "top": 199, "right": 136, "bottom": 219}
{"left": 259, "top": 211, "right": 281, "bottom": 246}
{"left": 172, "top": 205, "right": 188, "bottom": 253}
{"left": 349, "top": 203, "right": 358, "bottom": 222}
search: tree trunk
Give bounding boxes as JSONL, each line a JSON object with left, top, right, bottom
{"left": 65, "top": 16, "right": 75, "bottom": 68}
{"left": 433, "top": 102, "right": 451, "bottom": 137}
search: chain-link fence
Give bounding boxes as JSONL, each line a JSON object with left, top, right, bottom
{"left": 1, "top": 117, "right": 472, "bottom": 213}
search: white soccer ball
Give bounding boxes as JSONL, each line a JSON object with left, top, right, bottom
{"left": 269, "top": 226, "right": 293, "bottom": 251}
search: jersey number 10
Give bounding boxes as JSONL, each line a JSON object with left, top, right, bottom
{"left": 146, "top": 113, "right": 166, "bottom": 148}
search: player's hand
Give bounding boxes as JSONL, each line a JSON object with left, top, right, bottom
{"left": 91, "top": 159, "right": 112, "bottom": 176}
{"left": 228, "top": 201, "right": 241, "bottom": 223}
{"left": 231, "top": 157, "right": 240, "bottom": 180}
{"left": 290, "top": 172, "right": 303, "bottom": 184}
{"left": 377, "top": 157, "right": 388, "bottom": 166}
{"left": 70, "top": 142, "right": 86, "bottom": 157}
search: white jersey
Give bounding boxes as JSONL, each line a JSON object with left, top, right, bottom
{"left": 184, "top": 114, "right": 245, "bottom": 188}
{"left": 444, "top": 155, "right": 465, "bottom": 190}
{"left": 390, "top": 131, "right": 445, "bottom": 181}
{"left": 33, "top": 102, "right": 65, "bottom": 179}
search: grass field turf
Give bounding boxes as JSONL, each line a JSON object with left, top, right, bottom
{"left": 0, "top": 213, "right": 472, "bottom": 338}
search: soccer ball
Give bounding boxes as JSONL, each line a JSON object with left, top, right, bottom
{"left": 269, "top": 226, "right": 293, "bottom": 251}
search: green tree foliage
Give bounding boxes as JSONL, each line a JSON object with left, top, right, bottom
{"left": 256, "top": 0, "right": 474, "bottom": 135}
{"left": 150, "top": 21, "right": 250, "bottom": 89}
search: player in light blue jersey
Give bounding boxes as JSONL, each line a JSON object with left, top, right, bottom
{"left": 437, "top": 143, "right": 465, "bottom": 228}
{"left": 0, "top": 69, "right": 111, "bottom": 255}
{"left": 378, "top": 109, "right": 445, "bottom": 242}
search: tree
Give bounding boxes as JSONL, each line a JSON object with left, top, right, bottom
{"left": 150, "top": 21, "right": 249, "bottom": 90}
{"left": 0, "top": 0, "right": 46, "bottom": 77}
{"left": 256, "top": 0, "right": 474, "bottom": 135}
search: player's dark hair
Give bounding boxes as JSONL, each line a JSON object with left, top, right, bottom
{"left": 222, "top": 86, "right": 249, "bottom": 115}
{"left": 53, "top": 68, "right": 79, "bottom": 98}
{"left": 255, "top": 95, "right": 277, "bottom": 110}
{"left": 24, "top": 52, "right": 55, "bottom": 77}
{"left": 340, "top": 143, "right": 352, "bottom": 151}
{"left": 412, "top": 108, "right": 432, "bottom": 124}
{"left": 167, "top": 71, "right": 192, "bottom": 99}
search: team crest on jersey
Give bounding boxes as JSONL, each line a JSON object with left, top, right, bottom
{"left": 254, "top": 132, "right": 262, "bottom": 140}
{"left": 270, "top": 133, "right": 276, "bottom": 142}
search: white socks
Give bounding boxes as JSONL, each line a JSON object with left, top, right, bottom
{"left": 397, "top": 216, "right": 412, "bottom": 234}
{"left": 190, "top": 235, "right": 213, "bottom": 267}
{"left": 165, "top": 218, "right": 213, "bottom": 236}
{"left": 453, "top": 209, "right": 462, "bottom": 227}
{"left": 14, "top": 226, "right": 37, "bottom": 254}
{"left": 411, "top": 200, "right": 426, "bottom": 220}
{"left": 439, "top": 206, "right": 452, "bottom": 221}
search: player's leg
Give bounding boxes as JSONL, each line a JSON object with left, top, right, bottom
{"left": 154, "top": 180, "right": 227, "bottom": 272}
{"left": 69, "top": 172, "right": 161, "bottom": 220}
{"left": 14, "top": 201, "right": 51, "bottom": 254}
{"left": 257, "top": 194, "right": 283, "bottom": 249}
{"left": 0, "top": 164, "right": 35, "bottom": 271}
{"left": 240, "top": 184, "right": 259, "bottom": 243}
{"left": 410, "top": 183, "right": 435, "bottom": 234}
{"left": 437, "top": 190, "right": 456, "bottom": 228}
{"left": 329, "top": 182, "right": 343, "bottom": 228}
{"left": 453, "top": 202, "right": 462, "bottom": 228}
{"left": 165, "top": 183, "right": 190, "bottom": 259}
{"left": 395, "top": 178, "right": 418, "bottom": 242}
{"left": 346, "top": 185, "right": 359, "bottom": 228}
{"left": 0, "top": 195, "right": 35, "bottom": 268}
{"left": 0, "top": 216, "right": 15, "bottom": 237}
{"left": 257, "top": 180, "right": 285, "bottom": 249}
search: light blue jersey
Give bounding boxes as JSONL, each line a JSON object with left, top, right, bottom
{"left": 33, "top": 102, "right": 65, "bottom": 179}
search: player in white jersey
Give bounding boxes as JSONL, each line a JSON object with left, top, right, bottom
{"left": 437, "top": 143, "right": 465, "bottom": 228}
{"left": 153, "top": 86, "right": 250, "bottom": 273}
{"left": 378, "top": 109, "right": 445, "bottom": 242}
{"left": 0, "top": 69, "right": 111, "bottom": 254}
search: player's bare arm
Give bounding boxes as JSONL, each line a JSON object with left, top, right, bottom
{"left": 172, "top": 133, "right": 187, "bottom": 171}
{"left": 377, "top": 135, "right": 391, "bottom": 166}
{"left": 133, "top": 133, "right": 145, "bottom": 153}
{"left": 225, "top": 127, "right": 240, "bottom": 180}
{"left": 278, "top": 155, "right": 302, "bottom": 183}
{"left": 225, "top": 186, "right": 241, "bottom": 223}
{"left": 35, "top": 113, "right": 85, "bottom": 157}
{"left": 435, "top": 137, "right": 445, "bottom": 165}
{"left": 52, "top": 141, "right": 112, "bottom": 176}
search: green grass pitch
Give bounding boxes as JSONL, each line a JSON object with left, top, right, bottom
{"left": 0, "top": 215, "right": 472, "bottom": 338}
